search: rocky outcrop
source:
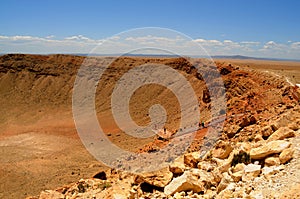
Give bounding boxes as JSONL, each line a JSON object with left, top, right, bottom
{"left": 30, "top": 130, "right": 298, "bottom": 199}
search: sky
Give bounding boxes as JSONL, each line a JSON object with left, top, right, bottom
{"left": 1, "top": 0, "right": 300, "bottom": 59}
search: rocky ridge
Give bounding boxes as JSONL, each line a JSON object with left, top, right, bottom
{"left": 29, "top": 120, "right": 300, "bottom": 199}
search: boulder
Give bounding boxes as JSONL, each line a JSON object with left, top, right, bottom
{"left": 190, "top": 168, "right": 217, "bottom": 186}
{"left": 270, "top": 122, "right": 279, "bottom": 132}
{"left": 230, "top": 164, "right": 244, "bottom": 182}
{"left": 169, "top": 161, "right": 185, "bottom": 175}
{"left": 211, "top": 168, "right": 223, "bottom": 185}
{"left": 225, "top": 125, "right": 241, "bottom": 138}
{"left": 231, "top": 171, "right": 243, "bottom": 182}
{"left": 220, "top": 66, "right": 232, "bottom": 75}
{"left": 164, "top": 171, "right": 204, "bottom": 195}
{"left": 261, "top": 125, "right": 274, "bottom": 138}
{"left": 216, "top": 172, "right": 231, "bottom": 193}
{"left": 235, "top": 142, "right": 251, "bottom": 154}
{"left": 135, "top": 167, "right": 173, "bottom": 187}
{"left": 267, "top": 127, "right": 295, "bottom": 141}
{"left": 169, "top": 156, "right": 185, "bottom": 174}
{"left": 211, "top": 141, "right": 233, "bottom": 159}
{"left": 279, "top": 147, "right": 294, "bottom": 164}
{"left": 239, "top": 115, "right": 257, "bottom": 128}
{"left": 261, "top": 165, "right": 284, "bottom": 178}
{"left": 232, "top": 163, "right": 245, "bottom": 173}
{"left": 250, "top": 140, "right": 291, "bottom": 159}
{"left": 39, "top": 190, "right": 64, "bottom": 199}
{"left": 216, "top": 189, "right": 233, "bottom": 199}
{"left": 264, "top": 157, "right": 280, "bottom": 166}
{"left": 288, "top": 119, "right": 300, "bottom": 131}
{"left": 216, "top": 150, "right": 235, "bottom": 173}
{"left": 197, "top": 161, "right": 215, "bottom": 172}
{"left": 242, "top": 163, "right": 261, "bottom": 181}
{"left": 202, "top": 89, "right": 211, "bottom": 103}
{"left": 184, "top": 151, "right": 201, "bottom": 168}
{"left": 244, "top": 163, "right": 261, "bottom": 176}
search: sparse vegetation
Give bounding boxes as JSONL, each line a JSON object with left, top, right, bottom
{"left": 231, "top": 151, "right": 251, "bottom": 167}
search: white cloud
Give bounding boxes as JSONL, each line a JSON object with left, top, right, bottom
{"left": 45, "top": 35, "right": 55, "bottom": 39}
{"left": 263, "top": 41, "right": 278, "bottom": 49}
{"left": 291, "top": 42, "right": 300, "bottom": 50}
{"left": 0, "top": 35, "right": 100, "bottom": 54}
{"left": 193, "top": 38, "right": 206, "bottom": 43}
{"left": 240, "top": 41, "right": 260, "bottom": 45}
{"left": 124, "top": 35, "right": 181, "bottom": 45}
{"left": 0, "top": 34, "right": 300, "bottom": 59}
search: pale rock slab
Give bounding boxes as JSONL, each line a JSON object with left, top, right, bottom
{"left": 184, "top": 151, "right": 201, "bottom": 168}
{"left": 242, "top": 163, "right": 261, "bottom": 181}
{"left": 250, "top": 140, "right": 291, "bottom": 159}
{"left": 279, "top": 147, "right": 294, "bottom": 164}
{"left": 267, "top": 127, "right": 295, "bottom": 141}
{"left": 164, "top": 170, "right": 204, "bottom": 195}
{"left": 216, "top": 172, "right": 231, "bottom": 193}
{"left": 38, "top": 190, "right": 64, "bottom": 199}
{"left": 264, "top": 157, "right": 281, "bottom": 166}
{"left": 135, "top": 167, "right": 173, "bottom": 187}
{"left": 211, "top": 141, "right": 233, "bottom": 159}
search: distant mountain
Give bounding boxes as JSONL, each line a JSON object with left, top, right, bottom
{"left": 1, "top": 53, "right": 299, "bottom": 62}
{"left": 211, "top": 55, "right": 300, "bottom": 62}
{"left": 212, "top": 55, "right": 257, "bottom": 60}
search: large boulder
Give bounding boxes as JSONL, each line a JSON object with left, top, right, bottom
{"left": 224, "top": 125, "right": 241, "bottom": 138}
{"left": 216, "top": 172, "right": 231, "bottom": 193}
{"left": 267, "top": 127, "right": 295, "bottom": 141}
{"left": 211, "top": 141, "right": 233, "bottom": 159}
{"left": 279, "top": 147, "right": 294, "bottom": 164}
{"left": 260, "top": 125, "right": 274, "bottom": 138}
{"left": 239, "top": 115, "right": 257, "bottom": 128}
{"left": 288, "top": 119, "right": 300, "bottom": 131}
{"left": 190, "top": 168, "right": 217, "bottom": 186}
{"left": 184, "top": 151, "right": 201, "bottom": 168}
{"left": 229, "top": 163, "right": 245, "bottom": 182}
{"left": 135, "top": 167, "right": 173, "bottom": 188}
{"left": 169, "top": 159, "right": 185, "bottom": 175}
{"left": 265, "top": 157, "right": 280, "bottom": 166}
{"left": 164, "top": 170, "right": 204, "bottom": 195}
{"left": 215, "top": 150, "right": 235, "bottom": 173}
{"left": 38, "top": 190, "right": 64, "bottom": 199}
{"left": 261, "top": 165, "right": 284, "bottom": 179}
{"left": 197, "top": 161, "right": 215, "bottom": 172}
{"left": 250, "top": 140, "right": 291, "bottom": 159}
{"left": 242, "top": 163, "right": 261, "bottom": 181}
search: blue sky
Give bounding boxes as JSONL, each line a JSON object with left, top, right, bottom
{"left": 1, "top": 0, "right": 300, "bottom": 59}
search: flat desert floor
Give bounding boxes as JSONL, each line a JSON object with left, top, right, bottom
{"left": 215, "top": 59, "right": 300, "bottom": 84}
